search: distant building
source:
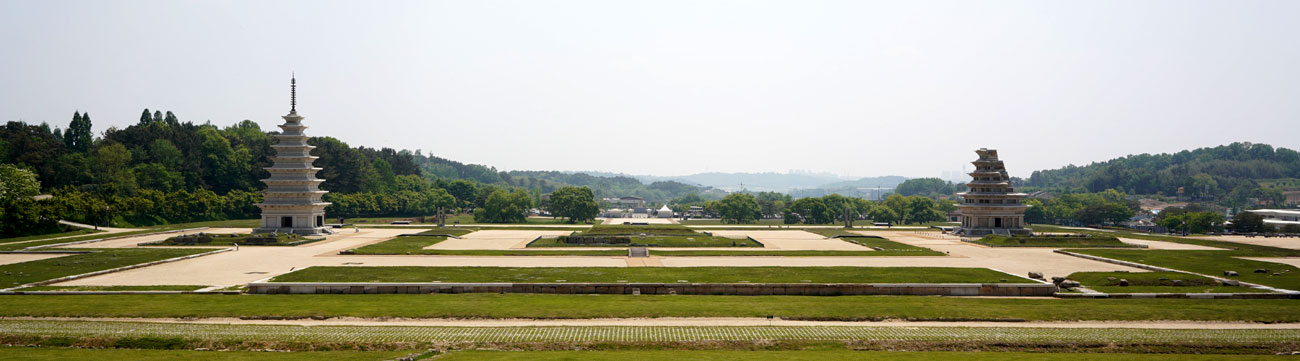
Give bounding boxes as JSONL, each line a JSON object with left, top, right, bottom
{"left": 955, "top": 149, "right": 1031, "bottom": 236}
{"left": 601, "top": 196, "right": 645, "bottom": 209}
{"left": 1244, "top": 209, "right": 1300, "bottom": 229}
{"left": 687, "top": 206, "right": 705, "bottom": 218}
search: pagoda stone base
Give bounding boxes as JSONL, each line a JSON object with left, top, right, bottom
{"left": 253, "top": 213, "right": 335, "bottom": 236}
{"left": 958, "top": 228, "right": 1032, "bottom": 237}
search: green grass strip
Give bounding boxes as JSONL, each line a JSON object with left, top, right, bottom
{"left": 1, "top": 320, "right": 1297, "bottom": 344}
{"left": 0, "top": 347, "right": 410, "bottom": 360}
{"left": 269, "top": 266, "right": 1027, "bottom": 284}
{"left": 0, "top": 229, "right": 101, "bottom": 245}
{"left": 3, "top": 294, "right": 1300, "bottom": 322}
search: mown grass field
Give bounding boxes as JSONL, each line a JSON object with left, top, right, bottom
{"left": 345, "top": 231, "right": 900, "bottom": 257}
{"left": 3, "top": 294, "right": 1300, "bottom": 322}
{"left": 1066, "top": 271, "right": 1270, "bottom": 294}
{"left": 439, "top": 350, "right": 1295, "bottom": 361}
{"left": 0, "top": 248, "right": 215, "bottom": 287}
{"left": 527, "top": 235, "right": 762, "bottom": 247}
{"left": 269, "top": 266, "right": 1025, "bottom": 284}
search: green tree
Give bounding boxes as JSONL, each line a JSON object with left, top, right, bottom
{"left": 1230, "top": 211, "right": 1267, "bottom": 233}
{"left": 0, "top": 164, "right": 41, "bottom": 200}
{"left": 789, "top": 197, "right": 831, "bottom": 224}
{"left": 474, "top": 189, "right": 533, "bottom": 223}
{"left": 64, "top": 111, "right": 93, "bottom": 153}
{"left": 93, "top": 143, "right": 136, "bottom": 193}
{"left": 547, "top": 186, "right": 599, "bottom": 223}
{"left": 718, "top": 193, "right": 761, "bottom": 224}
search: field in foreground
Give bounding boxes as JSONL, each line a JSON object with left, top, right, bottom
{"left": 0, "top": 347, "right": 410, "bottom": 361}
{"left": 269, "top": 266, "right": 1027, "bottom": 284}
{"left": 439, "top": 350, "right": 1294, "bottom": 361}
{"left": 2, "top": 294, "right": 1299, "bottom": 322}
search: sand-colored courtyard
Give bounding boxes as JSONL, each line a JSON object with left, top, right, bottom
{"left": 1191, "top": 235, "right": 1300, "bottom": 250}
{"left": 29, "top": 226, "right": 1210, "bottom": 288}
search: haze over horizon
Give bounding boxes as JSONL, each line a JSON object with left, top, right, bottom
{"left": 3, "top": 0, "right": 1297, "bottom": 179}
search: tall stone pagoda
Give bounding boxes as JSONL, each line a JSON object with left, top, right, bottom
{"left": 253, "top": 77, "right": 333, "bottom": 235}
{"left": 956, "top": 148, "right": 1031, "bottom": 236}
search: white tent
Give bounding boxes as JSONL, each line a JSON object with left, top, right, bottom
{"left": 656, "top": 205, "right": 674, "bottom": 218}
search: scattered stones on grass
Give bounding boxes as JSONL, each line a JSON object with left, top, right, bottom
{"left": 1027, "top": 272, "right": 1043, "bottom": 280}
{"left": 1051, "top": 276, "right": 1066, "bottom": 284}
{"left": 1255, "top": 269, "right": 1269, "bottom": 274}
{"left": 1219, "top": 279, "right": 1240, "bottom": 286}
{"left": 1224, "top": 271, "right": 1239, "bottom": 277}
{"left": 1118, "top": 279, "right": 1129, "bottom": 286}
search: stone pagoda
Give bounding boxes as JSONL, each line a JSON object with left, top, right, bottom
{"left": 253, "top": 77, "right": 333, "bottom": 235}
{"left": 956, "top": 148, "right": 1031, "bottom": 236}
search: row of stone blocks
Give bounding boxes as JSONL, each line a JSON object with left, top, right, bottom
{"left": 247, "top": 282, "right": 1057, "bottom": 296}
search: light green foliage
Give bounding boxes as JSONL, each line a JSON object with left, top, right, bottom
{"left": 93, "top": 142, "right": 136, "bottom": 193}
{"left": 1032, "top": 189, "right": 1137, "bottom": 226}
{"left": 895, "top": 177, "right": 960, "bottom": 196}
{"left": 547, "top": 186, "right": 599, "bottom": 223}
{"left": 718, "top": 193, "right": 761, "bottom": 224}
{"left": 0, "top": 163, "right": 40, "bottom": 200}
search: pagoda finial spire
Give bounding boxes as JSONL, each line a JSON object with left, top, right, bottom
{"left": 290, "top": 73, "right": 297, "bottom": 113}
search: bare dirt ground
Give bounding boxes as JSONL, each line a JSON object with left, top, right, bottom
{"left": 6, "top": 316, "right": 1297, "bottom": 329}
{"left": 1238, "top": 257, "right": 1300, "bottom": 269}
{"left": 0, "top": 253, "right": 69, "bottom": 265}
{"left": 1191, "top": 235, "right": 1300, "bottom": 250}
{"left": 427, "top": 230, "right": 574, "bottom": 250}
{"left": 708, "top": 230, "right": 872, "bottom": 250}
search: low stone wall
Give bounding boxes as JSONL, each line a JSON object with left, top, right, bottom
{"left": 247, "top": 282, "right": 1057, "bottom": 296}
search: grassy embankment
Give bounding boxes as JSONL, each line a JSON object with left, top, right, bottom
{"left": 804, "top": 229, "right": 945, "bottom": 256}
{"left": 145, "top": 232, "right": 323, "bottom": 246}
{"left": 1027, "top": 226, "right": 1300, "bottom": 290}
{"left": 971, "top": 234, "right": 1140, "bottom": 248}
{"left": 0, "top": 228, "right": 102, "bottom": 245}
{"left": 440, "top": 351, "right": 1294, "bottom": 361}
{"left": 0, "top": 347, "right": 412, "bottom": 361}
{"left": 4, "top": 294, "right": 1300, "bottom": 322}
{"left": 15, "top": 285, "right": 208, "bottom": 292}
{"left": 1065, "top": 271, "right": 1273, "bottom": 293}
{"left": 270, "top": 266, "right": 1026, "bottom": 284}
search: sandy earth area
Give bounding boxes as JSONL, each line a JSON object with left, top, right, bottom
{"left": 6, "top": 316, "right": 1298, "bottom": 329}
{"left": 708, "top": 230, "right": 872, "bottom": 251}
{"left": 1191, "top": 235, "right": 1300, "bottom": 250}
{"left": 1239, "top": 257, "right": 1300, "bottom": 269}
{"left": 0, "top": 253, "right": 70, "bottom": 265}
{"left": 44, "top": 228, "right": 1186, "bottom": 288}
{"left": 56, "top": 228, "right": 253, "bottom": 248}
{"left": 427, "top": 230, "right": 574, "bottom": 250}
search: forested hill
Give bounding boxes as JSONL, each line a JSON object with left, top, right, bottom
{"left": 1025, "top": 142, "right": 1300, "bottom": 204}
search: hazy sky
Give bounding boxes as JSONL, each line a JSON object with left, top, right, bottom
{"left": 2, "top": 0, "right": 1297, "bottom": 178}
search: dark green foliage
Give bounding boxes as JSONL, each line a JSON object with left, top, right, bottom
{"left": 1029, "top": 189, "right": 1138, "bottom": 226}
{"left": 719, "top": 193, "right": 761, "bottom": 224}
{"left": 474, "top": 189, "right": 533, "bottom": 223}
{"left": 1230, "top": 211, "right": 1267, "bottom": 233}
{"left": 547, "top": 186, "right": 599, "bottom": 223}
{"left": 64, "top": 111, "right": 93, "bottom": 153}
{"left": 1026, "top": 142, "right": 1299, "bottom": 207}
{"left": 895, "top": 177, "right": 961, "bottom": 196}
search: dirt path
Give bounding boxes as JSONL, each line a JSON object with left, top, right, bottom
{"left": 4, "top": 316, "right": 1296, "bottom": 329}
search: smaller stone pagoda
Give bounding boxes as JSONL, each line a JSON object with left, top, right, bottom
{"left": 253, "top": 77, "right": 333, "bottom": 235}
{"left": 956, "top": 148, "right": 1031, "bottom": 236}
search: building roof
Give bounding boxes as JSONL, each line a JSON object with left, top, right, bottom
{"left": 1247, "top": 209, "right": 1300, "bottom": 216}
{"left": 658, "top": 205, "right": 672, "bottom": 212}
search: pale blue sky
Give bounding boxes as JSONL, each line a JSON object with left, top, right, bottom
{"left": 2, "top": 0, "right": 1297, "bottom": 178}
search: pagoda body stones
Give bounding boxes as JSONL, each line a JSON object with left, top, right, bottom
{"left": 955, "top": 148, "right": 1031, "bottom": 236}
{"left": 253, "top": 77, "right": 333, "bottom": 235}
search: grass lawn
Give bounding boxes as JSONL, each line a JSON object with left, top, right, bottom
{"left": 269, "top": 266, "right": 1034, "bottom": 284}
{"left": 341, "top": 233, "right": 625, "bottom": 256}
{"left": 0, "top": 248, "right": 214, "bottom": 287}
{"left": 0, "top": 347, "right": 411, "bottom": 361}
{"left": 1072, "top": 249, "right": 1300, "bottom": 290}
{"left": 16, "top": 285, "right": 207, "bottom": 292}
{"left": 348, "top": 214, "right": 596, "bottom": 225}
{"left": 1067, "top": 271, "right": 1272, "bottom": 294}
{"left": 439, "top": 351, "right": 1290, "bottom": 361}
{"left": 3, "top": 294, "right": 1300, "bottom": 322}
{"left": 533, "top": 224, "right": 763, "bottom": 247}
{"left": 0, "top": 228, "right": 101, "bottom": 245}
{"left": 0, "top": 229, "right": 160, "bottom": 251}
{"left": 973, "top": 235, "right": 1139, "bottom": 248}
